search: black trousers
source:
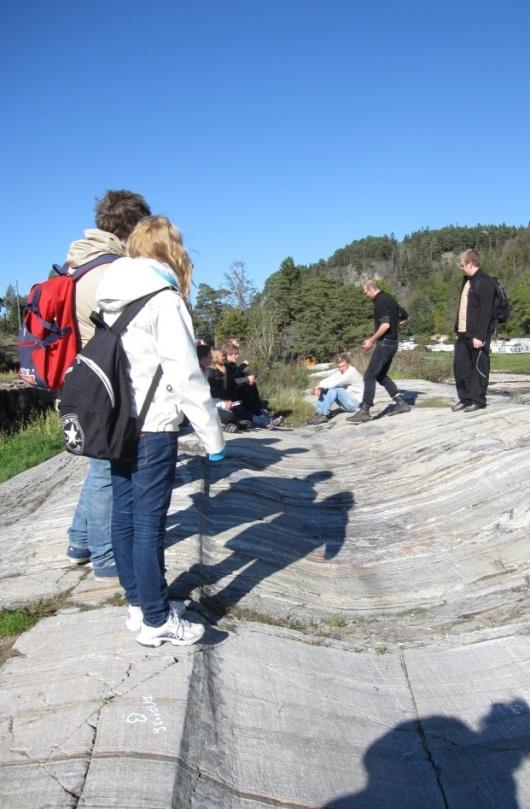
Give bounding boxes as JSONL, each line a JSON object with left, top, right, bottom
{"left": 453, "top": 335, "right": 490, "bottom": 407}
{"left": 362, "top": 339, "right": 399, "bottom": 407}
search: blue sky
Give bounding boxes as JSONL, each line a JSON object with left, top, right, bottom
{"left": 1, "top": 0, "right": 529, "bottom": 298}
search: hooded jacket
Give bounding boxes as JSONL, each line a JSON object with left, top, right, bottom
{"left": 67, "top": 229, "right": 126, "bottom": 347}
{"left": 96, "top": 256, "right": 224, "bottom": 454}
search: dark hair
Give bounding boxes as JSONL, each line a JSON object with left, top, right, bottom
{"left": 95, "top": 190, "right": 151, "bottom": 241}
{"left": 196, "top": 344, "right": 212, "bottom": 361}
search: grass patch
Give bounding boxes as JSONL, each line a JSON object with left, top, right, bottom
{"left": 249, "top": 360, "right": 314, "bottom": 426}
{"left": 323, "top": 615, "right": 347, "bottom": 628}
{"left": 0, "top": 609, "right": 39, "bottom": 637}
{"left": 490, "top": 354, "right": 530, "bottom": 373}
{"left": 0, "top": 409, "right": 63, "bottom": 483}
{"left": 349, "top": 347, "right": 453, "bottom": 384}
{"left": 0, "top": 600, "right": 67, "bottom": 666}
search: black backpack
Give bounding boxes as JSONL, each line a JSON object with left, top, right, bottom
{"left": 491, "top": 277, "right": 511, "bottom": 325}
{"left": 59, "top": 291, "right": 164, "bottom": 460}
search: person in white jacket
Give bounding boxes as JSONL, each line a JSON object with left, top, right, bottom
{"left": 96, "top": 216, "right": 224, "bottom": 648}
{"left": 308, "top": 353, "right": 363, "bottom": 425}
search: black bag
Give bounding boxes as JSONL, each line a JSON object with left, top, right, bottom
{"left": 59, "top": 291, "right": 164, "bottom": 460}
{"left": 491, "top": 277, "right": 511, "bottom": 325}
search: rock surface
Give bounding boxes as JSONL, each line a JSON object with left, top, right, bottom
{"left": 1, "top": 377, "right": 530, "bottom": 808}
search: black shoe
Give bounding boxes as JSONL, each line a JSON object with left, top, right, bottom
{"left": 347, "top": 405, "right": 371, "bottom": 424}
{"left": 223, "top": 422, "right": 240, "bottom": 433}
{"left": 451, "top": 401, "right": 466, "bottom": 412}
{"left": 308, "top": 414, "right": 330, "bottom": 425}
{"left": 464, "top": 403, "right": 484, "bottom": 413}
{"left": 389, "top": 394, "right": 410, "bottom": 415}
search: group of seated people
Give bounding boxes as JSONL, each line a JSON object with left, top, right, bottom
{"left": 196, "top": 337, "right": 284, "bottom": 433}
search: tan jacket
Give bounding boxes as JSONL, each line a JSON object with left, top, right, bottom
{"left": 66, "top": 229, "right": 125, "bottom": 347}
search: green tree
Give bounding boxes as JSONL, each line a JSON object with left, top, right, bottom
{"left": 191, "top": 283, "right": 229, "bottom": 342}
{"left": 0, "top": 285, "right": 25, "bottom": 335}
{"left": 216, "top": 308, "right": 252, "bottom": 344}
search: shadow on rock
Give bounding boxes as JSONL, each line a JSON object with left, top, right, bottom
{"left": 165, "top": 437, "right": 309, "bottom": 547}
{"left": 322, "top": 699, "right": 530, "bottom": 808}
{"left": 169, "top": 464, "right": 353, "bottom": 617}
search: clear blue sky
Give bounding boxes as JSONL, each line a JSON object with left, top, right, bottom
{"left": 1, "top": 0, "right": 529, "bottom": 298}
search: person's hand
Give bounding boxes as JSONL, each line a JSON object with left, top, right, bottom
{"left": 361, "top": 338, "right": 374, "bottom": 351}
{"left": 208, "top": 451, "right": 225, "bottom": 462}
{"left": 247, "top": 374, "right": 256, "bottom": 385}
{"left": 472, "top": 337, "right": 484, "bottom": 349}
{"left": 314, "top": 386, "right": 321, "bottom": 396}
{"left": 223, "top": 400, "right": 233, "bottom": 409}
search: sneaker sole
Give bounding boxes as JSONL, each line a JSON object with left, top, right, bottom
{"left": 136, "top": 630, "right": 205, "bottom": 648}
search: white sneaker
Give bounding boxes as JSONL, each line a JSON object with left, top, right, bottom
{"left": 136, "top": 609, "right": 205, "bottom": 647}
{"left": 126, "top": 605, "right": 143, "bottom": 632}
{"left": 125, "top": 600, "right": 187, "bottom": 632}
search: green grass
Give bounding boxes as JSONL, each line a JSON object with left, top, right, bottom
{"left": 490, "top": 354, "right": 530, "bottom": 373}
{"left": 0, "top": 609, "right": 39, "bottom": 637}
{"left": 252, "top": 360, "right": 315, "bottom": 426}
{"left": 0, "top": 409, "right": 64, "bottom": 483}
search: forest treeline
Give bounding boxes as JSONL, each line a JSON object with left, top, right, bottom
{"left": 192, "top": 223, "right": 530, "bottom": 361}
{"left": 1, "top": 223, "right": 529, "bottom": 364}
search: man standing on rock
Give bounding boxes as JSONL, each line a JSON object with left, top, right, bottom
{"left": 65, "top": 190, "right": 151, "bottom": 577}
{"left": 452, "top": 249, "right": 496, "bottom": 413}
{"left": 347, "top": 280, "right": 410, "bottom": 424}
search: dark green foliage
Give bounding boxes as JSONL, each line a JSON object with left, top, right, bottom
{"left": 192, "top": 283, "right": 229, "bottom": 343}
{"left": 198, "top": 223, "right": 530, "bottom": 365}
{"left": 0, "top": 285, "right": 26, "bottom": 335}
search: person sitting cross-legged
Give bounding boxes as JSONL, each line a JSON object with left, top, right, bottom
{"left": 308, "top": 352, "right": 363, "bottom": 425}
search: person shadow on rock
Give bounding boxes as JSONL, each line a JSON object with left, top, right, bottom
{"left": 165, "top": 439, "right": 309, "bottom": 547}
{"left": 321, "top": 699, "right": 530, "bottom": 808}
{"left": 169, "top": 469, "right": 353, "bottom": 616}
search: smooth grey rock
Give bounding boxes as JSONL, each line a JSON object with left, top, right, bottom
{"left": 2, "top": 378, "right": 530, "bottom": 807}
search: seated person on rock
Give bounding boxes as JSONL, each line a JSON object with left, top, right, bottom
{"left": 197, "top": 345, "right": 250, "bottom": 433}
{"left": 308, "top": 352, "right": 363, "bottom": 424}
{"left": 223, "top": 343, "right": 283, "bottom": 428}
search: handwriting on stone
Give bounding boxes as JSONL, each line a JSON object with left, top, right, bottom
{"left": 126, "top": 695, "right": 167, "bottom": 734}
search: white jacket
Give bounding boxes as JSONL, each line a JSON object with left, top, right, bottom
{"left": 96, "top": 257, "right": 224, "bottom": 455}
{"left": 318, "top": 365, "right": 363, "bottom": 399}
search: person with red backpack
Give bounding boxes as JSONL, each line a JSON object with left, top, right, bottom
{"left": 64, "top": 190, "right": 151, "bottom": 577}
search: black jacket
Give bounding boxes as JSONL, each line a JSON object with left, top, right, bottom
{"left": 455, "top": 269, "right": 496, "bottom": 340}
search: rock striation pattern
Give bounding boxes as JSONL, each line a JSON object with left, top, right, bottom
{"left": 1, "top": 377, "right": 530, "bottom": 807}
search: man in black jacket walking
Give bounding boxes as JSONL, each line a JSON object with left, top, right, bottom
{"left": 348, "top": 280, "right": 410, "bottom": 423}
{"left": 452, "top": 249, "right": 496, "bottom": 413}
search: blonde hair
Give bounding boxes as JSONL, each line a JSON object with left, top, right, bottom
{"left": 127, "top": 215, "right": 192, "bottom": 298}
{"left": 210, "top": 348, "right": 226, "bottom": 370}
{"left": 459, "top": 249, "right": 480, "bottom": 268}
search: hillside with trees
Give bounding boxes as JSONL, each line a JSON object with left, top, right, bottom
{"left": 191, "top": 223, "right": 530, "bottom": 361}
{"left": 2, "top": 223, "right": 529, "bottom": 366}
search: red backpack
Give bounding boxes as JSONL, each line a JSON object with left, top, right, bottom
{"left": 18, "top": 255, "right": 117, "bottom": 390}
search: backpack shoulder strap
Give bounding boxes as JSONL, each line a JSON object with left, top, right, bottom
{"left": 51, "top": 254, "right": 119, "bottom": 280}
{"left": 113, "top": 289, "right": 173, "bottom": 433}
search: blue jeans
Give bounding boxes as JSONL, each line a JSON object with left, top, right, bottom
{"left": 316, "top": 388, "right": 359, "bottom": 415}
{"left": 68, "top": 459, "right": 114, "bottom": 572}
{"left": 110, "top": 432, "right": 178, "bottom": 628}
